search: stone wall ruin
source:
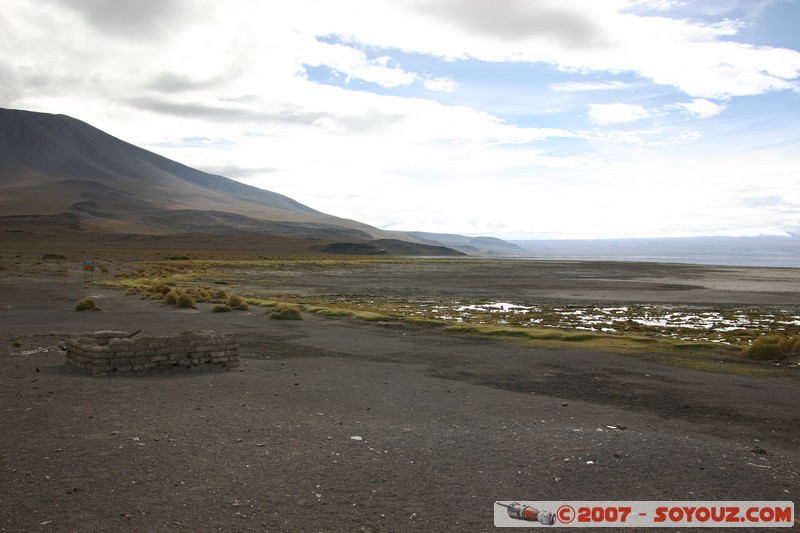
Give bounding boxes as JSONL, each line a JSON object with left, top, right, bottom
{"left": 64, "top": 330, "right": 239, "bottom": 375}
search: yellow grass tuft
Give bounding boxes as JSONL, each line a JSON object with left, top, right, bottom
{"left": 227, "top": 294, "right": 250, "bottom": 310}
{"left": 744, "top": 334, "right": 790, "bottom": 361}
{"left": 270, "top": 303, "right": 303, "bottom": 320}
{"left": 75, "top": 297, "right": 97, "bottom": 311}
{"left": 176, "top": 293, "right": 197, "bottom": 309}
{"left": 213, "top": 289, "right": 228, "bottom": 300}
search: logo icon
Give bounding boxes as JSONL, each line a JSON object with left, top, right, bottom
{"left": 496, "top": 502, "right": 556, "bottom": 525}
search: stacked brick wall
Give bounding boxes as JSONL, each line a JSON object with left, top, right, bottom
{"left": 64, "top": 330, "right": 239, "bottom": 375}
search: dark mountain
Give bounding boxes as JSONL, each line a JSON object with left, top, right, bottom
{"left": 0, "top": 108, "right": 407, "bottom": 243}
{"left": 0, "top": 108, "right": 519, "bottom": 256}
{"left": 313, "top": 240, "right": 465, "bottom": 256}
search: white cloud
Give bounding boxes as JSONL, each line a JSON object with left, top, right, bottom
{"left": 676, "top": 98, "right": 726, "bottom": 118}
{"left": 545, "top": 12, "right": 799, "bottom": 99}
{"left": 638, "top": 40, "right": 800, "bottom": 98}
{"left": 304, "top": 42, "right": 417, "bottom": 88}
{"left": 318, "top": 147, "right": 800, "bottom": 239}
{"left": 551, "top": 80, "right": 634, "bottom": 92}
{"left": 587, "top": 103, "right": 651, "bottom": 125}
{"left": 622, "top": 0, "right": 689, "bottom": 12}
{"left": 423, "top": 77, "right": 458, "bottom": 92}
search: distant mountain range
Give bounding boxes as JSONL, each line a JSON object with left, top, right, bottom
{"left": 0, "top": 108, "right": 516, "bottom": 255}
{"left": 512, "top": 236, "right": 800, "bottom": 268}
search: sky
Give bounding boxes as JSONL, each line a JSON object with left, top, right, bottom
{"left": 1, "top": 0, "right": 799, "bottom": 239}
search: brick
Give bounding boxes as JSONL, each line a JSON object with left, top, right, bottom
{"left": 65, "top": 330, "right": 238, "bottom": 375}
{"left": 195, "top": 344, "right": 216, "bottom": 352}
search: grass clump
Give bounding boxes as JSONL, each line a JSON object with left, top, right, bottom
{"left": 212, "top": 305, "right": 232, "bottom": 313}
{"left": 213, "top": 289, "right": 228, "bottom": 301}
{"left": 743, "top": 334, "right": 790, "bottom": 361}
{"left": 270, "top": 303, "right": 303, "bottom": 320}
{"left": 227, "top": 294, "right": 250, "bottom": 311}
{"left": 164, "top": 290, "right": 179, "bottom": 305}
{"left": 195, "top": 290, "right": 212, "bottom": 303}
{"left": 176, "top": 293, "right": 197, "bottom": 309}
{"left": 304, "top": 305, "right": 391, "bottom": 322}
{"left": 75, "top": 297, "right": 97, "bottom": 311}
{"left": 789, "top": 335, "right": 800, "bottom": 356}
{"left": 350, "top": 310, "right": 390, "bottom": 322}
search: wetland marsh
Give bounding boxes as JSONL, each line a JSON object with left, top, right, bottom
{"left": 100, "top": 256, "right": 800, "bottom": 366}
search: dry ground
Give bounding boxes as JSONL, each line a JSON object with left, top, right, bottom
{"left": 1, "top": 250, "right": 799, "bottom": 532}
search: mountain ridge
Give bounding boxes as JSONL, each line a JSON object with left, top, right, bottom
{"left": 0, "top": 108, "right": 482, "bottom": 255}
{"left": 0, "top": 108, "right": 332, "bottom": 222}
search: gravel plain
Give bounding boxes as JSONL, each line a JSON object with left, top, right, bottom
{"left": 1, "top": 254, "right": 799, "bottom": 532}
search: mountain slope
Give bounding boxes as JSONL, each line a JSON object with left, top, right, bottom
{"left": 0, "top": 108, "right": 520, "bottom": 256}
{"left": 0, "top": 108, "right": 382, "bottom": 237}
